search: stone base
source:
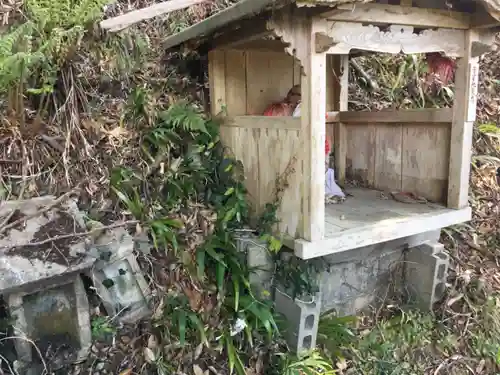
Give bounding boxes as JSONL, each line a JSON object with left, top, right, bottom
{"left": 7, "top": 275, "right": 91, "bottom": 366}
{"left": 270, "top": 230, "right": 451, "bottom": 355}
{"left": 319, "top": 230, "right": 441, "bottom": 315}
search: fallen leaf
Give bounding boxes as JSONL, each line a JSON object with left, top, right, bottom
{"left": 475, "top": 359, "right": 486, "bottom": 373}
{"left": 446, "top": 293, "right": 464, "bottom": 307}
{"left": 148, "top": 334, "right": 159, "bottom": 350}
{"left": 193, "top": 364, "right": 205, "bottom": 375}
{"left": 336, "top": 357, "right": 348, "bottom": 371}
{"left": 143, "top": 347, "right": 156, "bottom": 364}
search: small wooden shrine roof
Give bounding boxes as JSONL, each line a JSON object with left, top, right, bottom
{"left": 162, "top": 0, "right": 500, "bottom": 50}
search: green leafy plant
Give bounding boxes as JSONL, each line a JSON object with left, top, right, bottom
{"left": 318, "top": 312, "right": 357, "bottom": 360}
{"left": 277, "top": 349, "right": 336, "bottom": 375}
{"left": 112, "top": 99, "right": 278, "bottom": 375}
{"left": 91, "top": 316, "right": 116, "bottom": 340}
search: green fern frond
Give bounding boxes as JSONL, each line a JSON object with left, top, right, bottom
{"left": 0, "top": 22, "right": 35, "bottom": 57}
{"left": 160, "top": 102, "right": 208, "bottom": 134}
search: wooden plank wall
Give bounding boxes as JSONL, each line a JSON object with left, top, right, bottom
{"left": 221, "top": 121, "right": 303, "bottom": 238}
{"left": 215, "top": 49, "right": 302, "bottom": 116}
{"left": 209, "top": 49, "right": 304, "bottom": 238}
{"left": 344, "top": 122, "right": 451, "bottom": 204}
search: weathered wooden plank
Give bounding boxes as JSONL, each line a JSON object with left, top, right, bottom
{"left": 223, "top": 116, "right": 301, "bottom": 130}
{"left": 294, "top": 188, "right": 472, "bottom": 259}
{"left": 374, "top": 125, "right": 403, "bottom": 191}
{"left": 100, "top": 0, "right": 205, "bottom": 32}
{"left": 334, "top": 55, "right": 349, "bottom": 185}
{"left": 448, "top": 29, "right": 476, "bottom": 209}
{"left": 346, "top": 125, "right": 376, "bottom": 186}
{"left": 319, "top": 3, "right": 470, "bottom": 29}
{"left": 245, "top": 50, "right": 295, "bottom": 115}
{"left": 323, "top": 21, "right": 465, "bottom": 57}
{"left": 221, "top": 127, "right": 260, "bottom": 214}
{"left": 224, "top": 50, "right": 247, "bottom": 116}
{"left": 338, "top": 108, "right": 453, "bottom": 123}
{"left": 212, "top": 19, "right": 271, "bottom": 49}
{"left": 208, "top": 50, "right": 226, "bottom": 115}
{"left": 223, "top": 39, "right": 290, "bottom": 52}
{"left": 403, "top": 125, "right": 450, "bottom": 203}
{"left": 257, "top": 129, "right": 302, "bottom": 237}
{"left": 162, "top": 0, "right": 278, "bottom": 49}
{"left": 300, "top": 16, "right": 326, "bottom": 242}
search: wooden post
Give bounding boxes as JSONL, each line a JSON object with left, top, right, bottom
{"left": 301, "top": 17, "right": 327, "bottom": 242}
{"left": 448, "top": 30, "right": 478, "bottom": 209}
{"left": 334, "top": 55, "right": 349, "bottom": 185}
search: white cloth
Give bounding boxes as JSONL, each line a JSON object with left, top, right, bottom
{"left": 325, "top": 168, "right": 345, "bottom": 198}
{"left": 292, "top": 102, "right": 301, "bottom": 117}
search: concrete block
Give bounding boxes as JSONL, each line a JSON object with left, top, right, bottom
{"left": 90, "top": 228, "right": 151, "bottom": 323}
{"left": 0, "top": 196, "right": 94, "bottom": 296}
{"left": 319, "top": 231, "right": 439, "bottom": 315}
{"left": 405, "top": 242, "right": 449, "bottom": 310}
{"left": 274, "top": 287, "right": 321, "bottom": 354}
{"left": 8, "top": 275, "right": 91, "bottom": 367}
{"left": 235, "top": 233, "right": 273, "bottom": 299}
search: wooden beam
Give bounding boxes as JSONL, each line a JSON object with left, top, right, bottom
{"left": 163, "top": 0, "right": 277, "bottom": 50}
{"left": 319, "top": 3, "right": 471, "bottom": 29}
{"left": 100, "top": 0, "right": 205, "bottom": 32}
{"left": 448, "top": 30, "right": 477, "bottom": 209}
{"left": 212, "top": 18, "right": 271, "bottom": 49}
{"left": 224, "top": 39, "right": 290, "bottom": 52}
{"left": 301, "top": 16, "right": 326, "bottom": 242}
{"left": 323, "top": 21, "right": 465, "bottom": 57}
{"left": 334, "top": 55, "right": 349, "bottom": 186}
{"left": 222, "top": 116, "right": 301, "bottom": 130}
{"left": 331, "top": 108, "right": 453, "bottom": 124}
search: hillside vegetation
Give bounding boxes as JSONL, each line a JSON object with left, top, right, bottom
{"left": 0, "top": 1, "right": 498, "bottom": 374}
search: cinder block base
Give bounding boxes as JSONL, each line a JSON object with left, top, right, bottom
{"left": 235, "top": 233, "right": 273, "bottom": 299}
{"left": 405, "top": 242, "right": 449, "bottom": 310}
{"left": 274, "top": 287, "right": 321, "bottom": 354}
